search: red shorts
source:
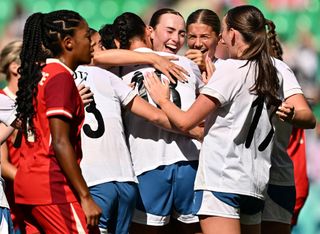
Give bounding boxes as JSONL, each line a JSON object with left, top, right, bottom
{"left": 19, "top": 201, "right": 99, "bottom": 234}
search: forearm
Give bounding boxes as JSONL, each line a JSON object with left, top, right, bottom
{"left": 53, "top": 140, "right": 90, "bottom": 199}
{"left": 0, "top": 143, "right": 17, "bottom": 181}
{"left": 291, "top": 109, "right": 316, "bottom": 129}
{"left": 1, "top": 162, "right": 17, "bottom": 181}
{"left": 0, "top": 124, "right": 14, "bottom": 144}
{"left": 93, "top": 50, "right": 153, "bottom": 67}
{"left": 158, "top": 99, "right": 195, "bottom": 132}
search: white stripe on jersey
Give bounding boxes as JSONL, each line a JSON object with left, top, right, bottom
{"left": 46, "top": 109, "right": 73, "bottom": 118}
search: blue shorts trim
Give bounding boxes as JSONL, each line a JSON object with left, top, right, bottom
{"left": 136, "top": 161, "right": 198, "bottom": 217}
{"left": 0, "top": 207, "right": 14, "bottom": 234}
{"left": 193, "top": 191, "right": 264, "bottom": 215}
{"left": 89, "top": 182, "right": 138, "bottom": 234}
{"left": 267, "top": 184, "right": 295, "bottom": 214}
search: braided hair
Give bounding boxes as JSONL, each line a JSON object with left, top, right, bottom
{"left": 265, "top": 19, "right": 283, "bottom": 60}
{"left": 99, "top": 24, "right": 117, "bottom": 49}
{"left": 16, "top": 10, "right": 84, "bottom": 137}
{"left": 225, "top": 5, "right": 280, "bottom": 106}
{"left": 112, "top": 12, "right": 147, "bottom": 49}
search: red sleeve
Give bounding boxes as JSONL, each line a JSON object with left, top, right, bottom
{"left": 44, "top": 72, "right": 78, "bottom": 119}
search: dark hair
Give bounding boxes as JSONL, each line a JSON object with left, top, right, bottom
{"left": 89, "top": 27, "right": 97, "bottom": 36}
{"left": 226, "top": 5, "right": 280, "bottom": 105}
{"left": 99, "top": 24, "right": 117, "bottom": 49}
{"left": 186, "top": 9, "right": 220, "bottom": 35}
{"left": 16, "top": 10, "right": 84, "bottom": 137}
{"left": 149, "top": 8, "right": 183, "bottom": 29}
{"left": 112, "top": 12, "right": 146, "bottom": 49}
{"left": 265, "top": 19, "right": 283, "bottom": 60}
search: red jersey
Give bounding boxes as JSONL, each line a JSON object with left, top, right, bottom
{"left": 287, "top": 127, "right": 309, "bottom": 225}
{"left": 14, "top": 59, "right": 84, "bottom": 205}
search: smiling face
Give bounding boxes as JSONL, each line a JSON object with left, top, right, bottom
{"left": 150, "top": 13, "right": 186, "bottom": 54}
{"left": 187, "top": 22, "right": 219, "bottom": 58}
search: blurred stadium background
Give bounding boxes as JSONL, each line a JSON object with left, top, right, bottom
{"left": 0, "top": 0, "right": 319, "bottom": 233}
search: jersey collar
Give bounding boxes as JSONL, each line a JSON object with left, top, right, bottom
{"left": 3, "top": 87, "right": 16, "bottom": 100}
{"left": 46, "top": 58, "right": 74, "bottom": 76}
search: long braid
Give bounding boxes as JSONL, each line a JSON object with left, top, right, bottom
{"left": 16, "top": 10, "right": 83, "bottom": 138}
{"left": 266, "top": 19, "right": 283, "bottom": 60}
{"left": 16, "top": 13, "right": 44, "bottom": 136}
{"left": 112, "top": 12, "right": 146, "bottom": 49}
{"left": 117, "top": 18, "right": 129, "bottom": 49}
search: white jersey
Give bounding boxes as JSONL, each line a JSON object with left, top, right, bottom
{"left": 195, "top": 59, "right": 282, "bottom": 199}
{"left": 0, "top": 91, "right": 14, "bottom": 209}
{"left": 74, "top": 65, "right": 138, "bottom": 187}
{"left": 120, "top": 47, "right": 204, "bottom": 176}
{"left": 0, "top": 92, "right": 16, "bottom": 126}
{"left": 269, "top": 58, "right": 303, "bottom": 186}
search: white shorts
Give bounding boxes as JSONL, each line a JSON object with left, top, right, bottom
{"left": 194, "top": 190, "right": 264, "bottom": 225}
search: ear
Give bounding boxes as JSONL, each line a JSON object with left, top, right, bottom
{"left": 229, "top": 28, "right": 236, "bottom": 46}
{"left": 148, "top": 25, "right": 155, "bottom": 40}
{"left": 145, "top": 27, "right": 151, "bottom": 37}
{"left": 62, "top": 35, "right": 73, "bottom": 51}
{"left": 114, "top": 39, "right": 120, "bottom": 49}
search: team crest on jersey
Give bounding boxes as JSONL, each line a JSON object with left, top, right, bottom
{"left": 39, "top": 72, "right": 49, "bottom": 86}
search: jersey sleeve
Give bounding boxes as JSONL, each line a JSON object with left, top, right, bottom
{"left": 200, "top": 60, "right": 239, "bottom": 106}
{"left": 109, "top": 72, "right": 137, "bottom": 106}
{"left": 278, "top": 61, "right": 303, "bottom": 99}
{"left": 44, "top": 72, "right": 78, "bottom": 119}
{"left": 0, "top": 93, "right": 16, "bottom": 126}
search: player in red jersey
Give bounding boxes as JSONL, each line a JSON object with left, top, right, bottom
{"left": 14, "top": 10, "right": 101, "bottom": 233}
{"left": 287, "top": 127, "right": 309, "bottom": 226}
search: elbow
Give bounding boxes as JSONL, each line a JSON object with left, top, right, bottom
{"left": 175, "top": 120, "right": 194, "bottom": 132}
{"left": 304, "top": 112, "right": 317, "bottom": 129}
{"left": 179, "top": 123, "right": 193, "bottom": 132}
{"left": 51, "top": 138, "right": 68, "bottom": 155}
{"left": 308, "top": 116, "right": 317, "bottom": 129}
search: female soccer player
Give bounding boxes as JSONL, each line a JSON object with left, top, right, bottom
{"left": 0, "top": 93, "right": 16, "bottom": 234}
{"left": 185, "top": 8, "right": 221, "bottom": 82}
{"left": 14, "top": 10, "right": 101, "bottom": 233}
{"left": 0, "top": 40, "right": 25, "bottom": 233}
{"left": 261, "top": 19, "right": 315, "bottom": 234}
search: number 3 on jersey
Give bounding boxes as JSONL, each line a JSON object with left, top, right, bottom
{"left": 83, "top": 97, "right": 105, "bottom": 138}
{"left": 74, "top": 71, "right": 105, "bottom": 139}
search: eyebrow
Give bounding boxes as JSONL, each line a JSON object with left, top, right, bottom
{"left": 165, "top": 26, "right": 186, "bottom": 32}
